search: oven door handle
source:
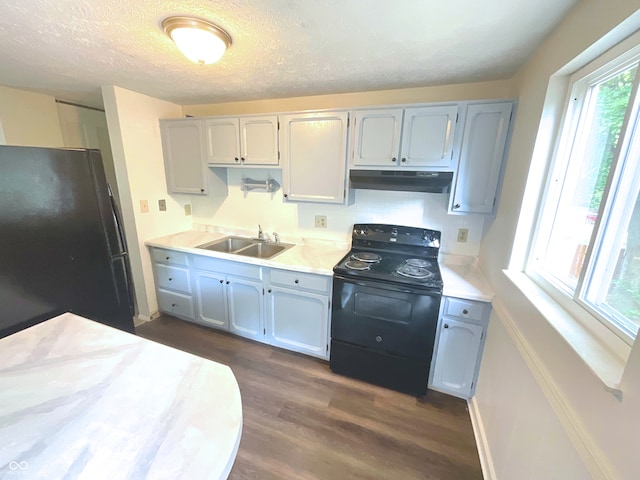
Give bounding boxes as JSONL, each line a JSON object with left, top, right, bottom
{"left": 333, "top": 274, "right": 440, "bottom": 295}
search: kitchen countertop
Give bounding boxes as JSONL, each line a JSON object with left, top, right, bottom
{"left": 146, "top": 230, "right": 494, "bottom": 302}
{"left": 146, "top": 229, "right": 350, "bottom": 276}
{"left": 0, "top": 312, "right": 242, "bottom": 480}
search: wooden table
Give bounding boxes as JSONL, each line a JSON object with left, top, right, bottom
{"left": 0, "top": 313, "right": 242, "bottom": 479}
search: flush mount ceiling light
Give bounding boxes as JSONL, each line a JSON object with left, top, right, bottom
{"left": 162, "top": 16, "right": 232, "bottom": 65}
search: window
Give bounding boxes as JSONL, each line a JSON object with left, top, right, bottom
{"left": 529, "top": 40, "right": 640, "bottom": 344}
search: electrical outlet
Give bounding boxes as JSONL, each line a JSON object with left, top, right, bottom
{"left": 140, "top": 200, "right": 149, "bottom": 214}
{"left": 184, "top": 204, "right": 192, "bottom": 216}
{"left": 158, "top": 199, "right": 166, "bottom": 211}
{"left": 314, "top": 215, "right": 327, "bottom": 228}
{"left": 457, "top": 228, "right": 469, "bottom": 243}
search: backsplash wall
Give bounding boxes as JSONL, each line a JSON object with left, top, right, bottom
{"left": 190, "top": 168, "right": 485, "bottom": 256}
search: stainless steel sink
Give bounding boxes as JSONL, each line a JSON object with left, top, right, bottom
{"left": 235, "top": 242, "right": 294, "bottom": 259}
{"left": 197, "top": 236, "right": 255, "bottom": 253}
{"left": 196, "top": 236, "right": 294, "bottom": 259}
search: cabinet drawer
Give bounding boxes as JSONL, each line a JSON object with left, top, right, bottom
{"left": 157, "top": 289, "right": 195, "bottom": 320}
{"left": 444, "top": 297, "right": 488, "bottom": 322}
{"left": 269, "top": 269, "right": 330, "bottom": 293}
{"left": 193, "top": 255, "right": 261, "bottom": 279}
{"left": 156, "top": 264, "right": 191, "bottom": 294}
{"left": 152, "top": 248, "right": 189, "bottom": 266}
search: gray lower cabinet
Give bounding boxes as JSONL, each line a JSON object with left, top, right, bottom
{"left": 151, "top": 247, "right": 331, "bottom": 359}
{"left": 266, "top": 269, "right": 331, "bottom": 360}
{"left": 151, "top": 248, "right": 196, "bottom": 321}
{"left": 429, "top": 296, "right": 490, "bottom": 399}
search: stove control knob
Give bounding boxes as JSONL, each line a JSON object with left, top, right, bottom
{"left": 356, "top": 227, "right": 369, "bottom": 236}
{"left": 376, "top": 335, "right": 382, "bottom": 343}
{"left": 390, "top": 228, "right": 398, "bottom": 237}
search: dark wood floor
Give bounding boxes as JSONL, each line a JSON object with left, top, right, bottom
{"left": 137, "top": 315, "right": 483, "bottom": 480}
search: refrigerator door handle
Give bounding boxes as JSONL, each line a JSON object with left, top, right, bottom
{"left": 108, "top": 184, "right": 127, "bottom": 256}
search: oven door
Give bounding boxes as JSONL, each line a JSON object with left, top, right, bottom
{"left": 331, "top": 274, "right": 440, "bottom": 359}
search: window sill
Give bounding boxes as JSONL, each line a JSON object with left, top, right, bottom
{"left": 503, "top": 269, "right": 627, "bottom": 400}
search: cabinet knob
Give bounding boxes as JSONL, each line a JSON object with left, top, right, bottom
{"left": 166, "top": 256, "right": 170, "bottom": 260}
{"left": 168, "top": 277, "right": 173, "bottom": 281}
{"left": 284, "top": 193, "right": 288, "bottom": 198}
{"left": 219, "top": 279, "right": 223, "bottom": 284}
{"left": 401, "top": 158, "right": 406, "bottom": 163}
{"left": 234, "top": 157, "right": 239, "bottom": 162}
{"left": 268, "top": 289, "right": 272, "bottom": 293}
{"left": 226, "top": 281, "right": 230, "bottom": 285}
{"left": 241, "top": 157, "right": 246, "bottom": 162}
{"left": 391, "top": 157, "right": 397, "bottom": 162}
{"left": 376, "top": 335, "right": 382, "bottom": 342}
{"left": 200, "top": 188, "right": 205, "bottom": 192}
{"left": 294, "top": 279, "right": 299, "bottom": 284}
{"left": 444, "top": 324, "right": 449, "bottom": 329}
{"left": 463, "top": 309, "right": 469, "bottom": 315}
{"left": 453, "top": 204, "right": 461, "bottom": 209}
{"left": 171, "top": 303, "right": 177, "bottom": 307}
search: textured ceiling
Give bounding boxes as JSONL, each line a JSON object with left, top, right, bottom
{"left": 0, "top": 0, "right": 578, "bottom": 108}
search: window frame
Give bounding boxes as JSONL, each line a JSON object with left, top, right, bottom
{"left": 526, "top": 34, "right": 640, "bottom": 347}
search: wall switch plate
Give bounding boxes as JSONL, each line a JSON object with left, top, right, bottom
{"left": 158, "top": 199, "right": 166, "bottom": 211}
{"left": 457, "top": 228, "right": 469, "bottom": 243}
{"left": 140, "top": 199, "right": 149, "bottom": 214}
{"left": 184, "top": 204, "right": 192, "bottom": 216}
{"left": 314, "top": 215, "right": 327, "bottom": 228}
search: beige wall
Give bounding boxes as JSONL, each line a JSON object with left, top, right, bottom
{"left": 183, "top": 80, "right": 513, "bottom": 116}
{"left": 102, "top": 86, "right": 192, "bottom": 321}
{"left": 475, "top": 1, "right": 640, "bottom": 479}
{"left": 0, "top": 85, "right": 63, "bottom": 147}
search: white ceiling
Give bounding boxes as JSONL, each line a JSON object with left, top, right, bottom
{"left": 0, "top": 0, "right": 578, "bottom": 109}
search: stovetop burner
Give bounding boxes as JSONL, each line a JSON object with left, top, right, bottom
{"left": 333, "top": 224, "right": 443, "bottom": 291}
{"left": 396, "top": 264, "right": 434, "bottom": 279}
{"left": 405, "top": 258, "right": 431, "bottom": 268}
{"left": 351, "top": 252, "right": 382, "bottom": 263}
{"left": 345, "top": 260, "right": 371, "bottom": 271}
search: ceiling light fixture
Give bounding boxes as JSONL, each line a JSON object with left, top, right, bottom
{"left": 162, "top": 16, "right": 232, "bottom": 65}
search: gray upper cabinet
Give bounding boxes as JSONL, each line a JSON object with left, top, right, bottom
{"left": 205, "top": 115, "right": 279, "bottom": 166}
{"left": 351, "top": 105, "right": 459, "bottom": 169}
{"left": 450, "top": 102, "right": 513, "bottom": 215}
{"left": 159, "top": 119, "right": 208, "bottom": 195}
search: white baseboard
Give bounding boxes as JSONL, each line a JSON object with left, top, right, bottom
{"left": 468, "top": 396, "right": 497, "bottom": 480}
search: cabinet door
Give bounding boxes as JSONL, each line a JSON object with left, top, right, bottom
{"left": 204, "top": 118, "right": 241, "bottom": 165}
{"left": 194, "top": 271, "right": 229, "bottom": 330}
{"left": 399, "top": 106, "right": 458, "bottom": 168}
{"left": 352, "top": 109, "right": 403, "bottom": 166}
{"left": 160, "top": 119, "right": 208, "bottom": 194}
{"left": 266, "top": 286, "right": 329, "bottom": 359}
{"left": 281, "top": 112, "right": 349, "bottom": 204}
{"left": 431, "top": 318, "right": 484, "bottom": 398}
{"left": 227, "top": 276, "right": 264, "bottom": 341}
{"left": 451, "top": 102, "right": 513, "bottom": 214}
{"left": 240, "top": 116, "right": 279, "bottom": 165}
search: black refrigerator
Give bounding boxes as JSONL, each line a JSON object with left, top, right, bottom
{"left": 0, "top": 145, "right": 135, "bottom": 338}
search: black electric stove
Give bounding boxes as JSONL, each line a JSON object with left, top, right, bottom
{"left": 330, "top": 224, "right": 443, "bottom": 396}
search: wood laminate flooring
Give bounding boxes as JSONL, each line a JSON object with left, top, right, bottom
{"left": 137, "top": 315, "right": 483, "bottom": 480}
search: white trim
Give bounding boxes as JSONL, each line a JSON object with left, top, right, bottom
{"left": 491, "top": 297, "right": 618, "bottom": 480}
{"left": 468, "top": 396, "right": 496, "bottom": 480}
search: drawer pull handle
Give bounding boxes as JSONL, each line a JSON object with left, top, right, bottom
{"left": 171, "top": 303, "right": 177, "bottom": 307}
{"left": 166, "top": 256, "right": 170, "bottom": 260}
{"left": 444, "top": 324, "right": 449, "bottom": 329}
{"left": 294, "top": 279, "right": 299, "bottom": 284}
{"left": 168, "top": 278, "right": 173, "bottom": 281}
{"left": 462, "top": 309, "right": 469, "bottom": 315}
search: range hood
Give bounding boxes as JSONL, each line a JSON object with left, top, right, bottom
{"left": 349, "top": 170, "right": 453, "bottom": 193}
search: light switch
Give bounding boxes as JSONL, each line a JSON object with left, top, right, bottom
{"left": 140, "top": 200, "right": 149, "bottom": 214}
{"left": 158, "top": 199, "right": 166, "bottom": 211}
{"left": 457, "top": 228, "right": 469, "bottom": 243}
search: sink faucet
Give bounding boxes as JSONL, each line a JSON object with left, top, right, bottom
{"left": 273, "top": 232, "right": 280, "bottom": 243}
{"left": 257, "top": 224, "right": 264, "bottom": 241}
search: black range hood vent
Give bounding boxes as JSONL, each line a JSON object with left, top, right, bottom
{"left": 349, "top": 170, "right": 453, "bottom": 194}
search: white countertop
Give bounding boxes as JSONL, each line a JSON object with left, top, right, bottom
{"left": 0, "top": 313, "right": 242, "bottom": 480}
{"left": 146, "top": 230, "right": 493, "bottom": 302}
{"left": 146, "top": 229, "right": 350, "bottom": 276}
